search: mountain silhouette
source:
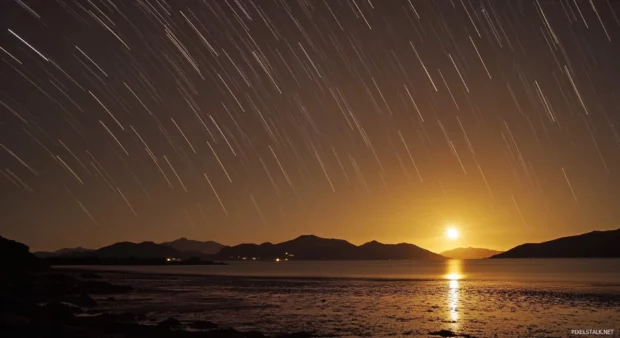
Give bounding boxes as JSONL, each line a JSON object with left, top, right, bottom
{"left": 34, "top": 247, "right": 94, "bottom": 258}
{"left": 90, "top": 241, "right": 185, "bottom": 259}
{"left": 55, "top": 247, "right": 94, "bottom": 255}
{"left": 217, "top": 235, "right": 444, "bottom": 260}
{"left": 160, "top": 238, "right": 224, "bottom": 254}
{"left": 492, "top": 229, "right": 620, "bottom": 258}
{"left": 358, "top": 240, "right": 444, "bottom": 260}
{"left": 441, "top": 247, "right": 503, "bottom": 259}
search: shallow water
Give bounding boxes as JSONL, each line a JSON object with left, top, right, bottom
{"left": 65, "top": 259, "right": 620, "bottom": 337}
{"left": 64, "top": 258, "right": 620, "bottom": 283}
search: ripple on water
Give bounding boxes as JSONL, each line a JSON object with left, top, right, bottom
{"left": 93, "top": 273, "right": 620, "bottom": 337}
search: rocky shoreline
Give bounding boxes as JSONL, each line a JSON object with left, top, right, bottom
{"left": 2, "top": 272, "right": 316, "bottom": 337}
{"left": 0, "top": 236, "right": 311, "bottom": 338}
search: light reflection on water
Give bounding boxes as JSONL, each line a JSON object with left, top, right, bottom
{"left": 445, "top": 259, "right": 462, "bottom": 327}
{"left": 80, "top": 259, "right": 620, "bottom": 337}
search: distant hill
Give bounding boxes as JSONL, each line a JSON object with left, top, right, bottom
{"left": 43, "top": 256, "right": 226, "bottom": 266}
{"left": 91, "top": 241, "right": 186, "bottom": 259}
{"left": 441, "top": 247, "right": 503, "bottom": 259}
{"left": 36, "top": 239, "right": 224, "bottom": 258}
{"left": 56, "top": 247, "right": 94, "bottom": 255}
{"left": 491, "top": 229, "right": 620, "bottom": 258}
{"left": 29, "top": 240, "right": 226, "bottom": 265}
{"left": 217, "top": 235, "right": 445, "bottom": 260}
{"left": 161, "top": 238, "right": 224, "bottom": 254}
{"left": 34, "top": 247, "right": 94, "bottom": 258}
{"left": 359, "top": 240, "right": 445, "bottom": 260}
{"left": 33, "top": 251, "right": 56, "bottom": 258}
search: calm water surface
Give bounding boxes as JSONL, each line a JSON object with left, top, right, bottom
{"left": 65, "top": 260, "right": 620, "bottom": 337}
{"left": 69, "top": 258, "right": 620, "bottom": 284}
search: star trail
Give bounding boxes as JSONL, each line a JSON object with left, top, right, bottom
{"left": 1, "top": 0, "right": 619, "bottom": 252}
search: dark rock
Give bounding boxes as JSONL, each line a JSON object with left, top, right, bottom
{"left": 32, "top": 273, "right": 80, "bottom": 300}
{"left": 429, "top": 330, "right": 457, "bottom": 337}
{"left": 107, "top": 322, "right": 156, "bottom": 336}
{"left": 80, "top": 272, "right": 102, "bottom": 279}
{"left": 0, "top": 290, "right": 35, "bottom": 316}
{"left": 43, "top": 273, "right": 78, "bottom": 283}
{"left": 0, "top": 314, "right": 32, "bottom": 328}
{"left": 0, "top": 235, "right": 46, "bottom": 274}
{"left": 40, "top": 302, "right": 82, "bottom": 320}
{"left": 189, "top": 320, "right": 219, "bottom": 329}
{"left": 93, "top": 311, "right": 139, "bottom": 323}
{"left": 63, "top": 293, "right": 97, "bottom": 308}
{"left": 279, "top": 332, "right": 313, "bottom": 338}
{"left": 80, "top": 280, "right": 132, "bottom": 294}
{"left": 428, "top": 330, "right": 475, "bottom": 338}
{"left": 157, "top": 317, "right": 182, "bottom": 330}
{"left": 203, "top": 328, "right": 246, "bottom": 337}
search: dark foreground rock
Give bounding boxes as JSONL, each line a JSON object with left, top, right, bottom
{"left": 62, "top": 293, "right": 98, "bottom": 308}
{"left": 190, "top": 320, "right": 219, "bottom": 329}
{"left": 80, "top": 280, "right": 133, "bottom": 294}
{"left": 81, "top": 272, "right": 103, "bottom": 279}
{"left": 158, "top": 317, "right": 183, "bottom": 329}
{"left": 2, "top": 313, "right": 312, "bottom": 337}
{"left": 1, "top": 270, "right": 314, "bottom": 337}
{"left": 41, "top": 301, "right": 83, "bottom": 319}
{"left": 0, "top": 235, "right": 47, "bottom": 273}
{"left": 429, "top": 329, "right": 475, "bottom": 338}
{"left": 92, "top": 311, "right": 145, "bottom": 323}
{"left": 276, "top": 333, "right": 313, "bottom": 338}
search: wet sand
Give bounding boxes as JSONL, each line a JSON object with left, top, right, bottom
{"left": 78, "top": 269, "right": 620, "bottom": 337}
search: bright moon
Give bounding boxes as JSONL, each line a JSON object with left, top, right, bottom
{"left": 446, "top": 226, "right": 460, "bottom": 240}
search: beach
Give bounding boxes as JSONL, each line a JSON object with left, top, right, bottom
{"left": 64, "top": 259, "right": 620, "bottom": 337}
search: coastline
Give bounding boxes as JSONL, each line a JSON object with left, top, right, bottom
{"left": 54, "top": 258, "right": 620, "bottom": 286}
{"left": 54, "top": 266, "right": 448, "bottom": 282}
{"left": 0, "top": 267, "right": 313, "bottom": 338}
{"left": 74, "top": 266, "right": 620, "bottom": 337}
{"left": 4, "top": 263, "right": 620, "bottom": 337}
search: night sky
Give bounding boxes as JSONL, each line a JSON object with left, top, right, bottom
{"left": 1, "top": 0, "right": 619, "bottom": 253}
